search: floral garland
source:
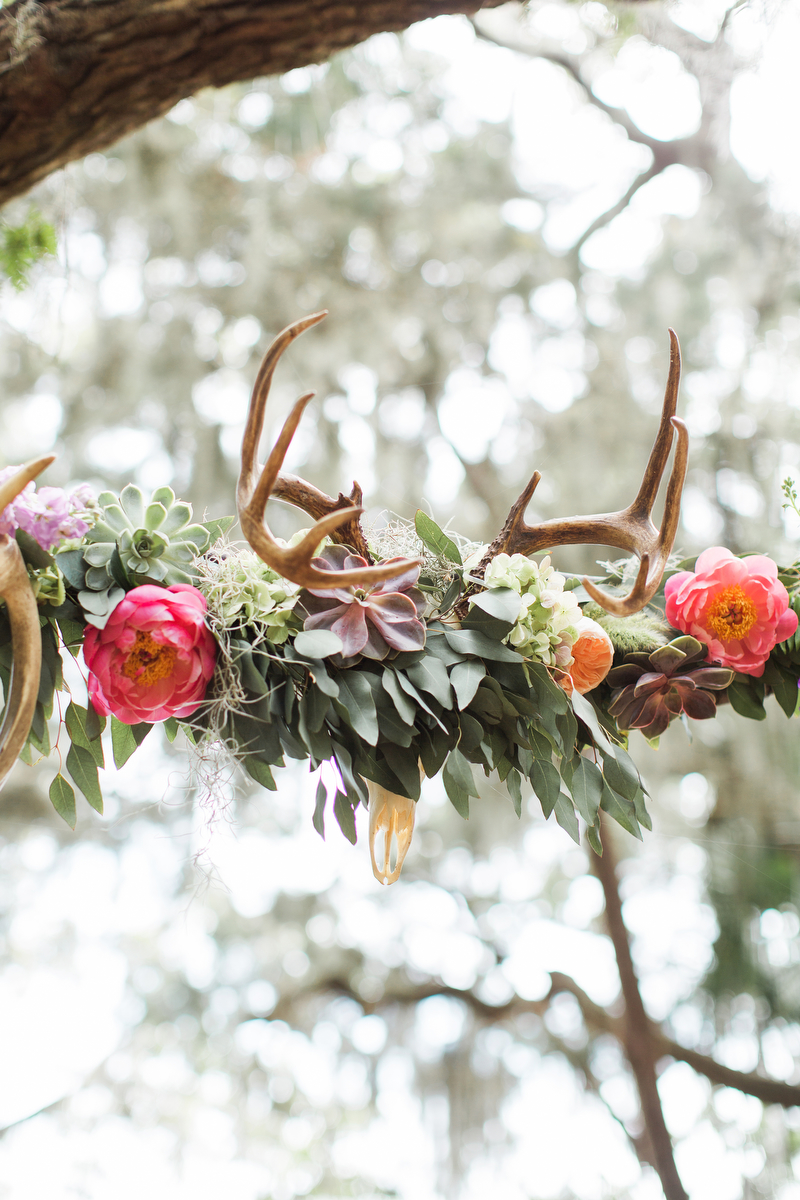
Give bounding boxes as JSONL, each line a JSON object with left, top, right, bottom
{"left": 2, "top": 467, "right": 800, "bottom": 880}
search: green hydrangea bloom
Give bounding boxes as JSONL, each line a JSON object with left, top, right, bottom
{"left": 482, "top": 552, "right": 582, "bottom": 667}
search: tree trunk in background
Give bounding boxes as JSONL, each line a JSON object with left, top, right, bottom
{"left": 0, "top": 0, "right": 511, "bottom": 207}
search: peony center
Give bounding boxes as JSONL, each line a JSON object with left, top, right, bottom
{"left": 122, "top": 631, "right": 177, "bottom": 687}
{"left": 704, "top": 584, "right": 758, "bottom": 642}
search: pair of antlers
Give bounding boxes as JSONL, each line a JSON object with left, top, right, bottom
{"left": 0, "top": 316, "right": 687, "bottom": 796}
{"left": 238, "top": 312, "right": 687, "bottom": 618}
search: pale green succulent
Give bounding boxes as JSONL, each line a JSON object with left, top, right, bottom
{"left": 85, "top": 485, "right": 217, "bottom": 587}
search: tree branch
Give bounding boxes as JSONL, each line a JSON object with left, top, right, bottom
{"left": 0, "top": 0, "right": 507, "bottom": 208}
{"left": 591, "top": 817, "right": 689, "bottom": 1200}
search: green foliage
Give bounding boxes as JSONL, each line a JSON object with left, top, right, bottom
{"left": 0, "top": 210, "right": 56, "bottom": 290}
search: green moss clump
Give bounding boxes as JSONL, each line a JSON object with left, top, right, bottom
{"left": 583, "top": 603, "right": 670, "bottom": 657}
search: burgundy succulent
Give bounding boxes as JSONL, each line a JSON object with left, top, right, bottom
{"left": 607, "top": 635, "right": 734, "bottom": 739}
{"left": 297, "top": 545, "right": 426, "bottom": 661}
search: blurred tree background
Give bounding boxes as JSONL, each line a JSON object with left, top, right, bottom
{"left": 1, "top": 2, "right": 800, "bottom": 1198}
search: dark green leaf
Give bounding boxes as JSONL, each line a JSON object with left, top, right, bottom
{"left": 556, "top": 706, "right": 578, "bottom": 762}
{"left": 443, "top": 747, "right": 481, "bottom": 815}
{"left": 569, "top": 690, "right": 615, "bottom": 755}
{"left": 163, "top": 716, "right": 180, "bottom": 743}
{"left": 313, "top": 778, "right": 327, "bottom": 838}
{"left": 375, "top": 701, "right": 414, "bottom": 747}
{"left": 85, "top": 703, "right": 105, "bottom": 742}
{"left": 332, "top": 742, "right": 369, "bottom": 805}
{"left": 65, "top": 702, "right": 104, "bottom": 768}
{"left": 568, "top": 757, "right": 604, "bottom": 825}
{"left": 470, "top": 587, "right": 522, "bottom": 626}
{"left": 527, "top": 662, "right": 569, "bottom": 713}
{"left": 601, "top": 749, "right": 641, "bottom": 803}
{"left": 414, "top": 510, "right": 462, "bottom": 564}
{"left": 49, "top": 774, "right": 76, "bottom": 829}
{"left": 586, "top": 821, "right": 603, "bottom": 856}
{"left": 395, "top": 670, "right": 447, "bottom": 731}
{"left": 450, "top": 659, "right": 486, "bottom": 710}
{"left": 381, "top": 743, "right": 422, "bottom": 800}
{"left": 507, "top": 769, "right": 522, "bottom": 816}
{"left": 632, "top": 787, "right": 652, "bottom": 832}
{"left": 55, "top": 548, "right": 86, "bottom": 590}
{"left": 294, "top": 629, "right": 344, "bottom": 659}
{"left": 458, "top": 712, "right": 485, "bottom": 752}
{"left": 443, "top": 627, "right": 523, "bottom": 663}
{"left": 245, "top": 757, "right": 277, "bottom": 791}
{"left": 111, "top": 717, "right": 152, "bottom": 768}
{"left": 419, "top": 727, "right": 451, "bottom": 779}
{"left": 531, "top": 759, "right": 561, "bottom": 818}
{"left": 600, "top": 784, "right": 643, "bottom": 840}
{"left": 553, "top": 792, "right": 580, "bottom": 843}
{"left": 66, "top": 743, "right": 103, "bottom": 813}
{"left": 382, "top": 668, "right": 417, "bottom": 725}
{"left": 424, "top": 627, "right": 467, "bottom": 665}
{"left": 15, "top": 528, "right": 54, "bottom": 569}
{"left": 438, "top": 576, "right": 463, "bottom": 613}
{"left": 334, "top": 791, "right": 358, "bottom": 844}
{"left": 727, "top": 681, "right": 767, "bottom": 721}
{"left": 468, "top": 684, "right": 503, "bottom": 723}
{"left": 406, "top": 658, "right": 453, "bottom": 709}
{"left": 333, "top": 671, "right": 379, "bottom": 745}
{"left": 772, "top": 669, "right": 800, "bottom": 718}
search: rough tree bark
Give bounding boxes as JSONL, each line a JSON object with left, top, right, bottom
{"left": 0, "top": 0, "right": 511, "bottom": 208}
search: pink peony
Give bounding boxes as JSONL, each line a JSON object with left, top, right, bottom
{"left": 664, "top": 547, "right": 798, "bottom": 677}
{"left": 83, "top": 584, "right": 217, "bottom": 723}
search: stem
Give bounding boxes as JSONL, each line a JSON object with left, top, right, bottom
{"left": 590, "top": 813, "right": 689, "bottom": 1200}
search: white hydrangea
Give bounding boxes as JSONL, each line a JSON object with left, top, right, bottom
{"left": 481, "top": 552, "right": 582, "bottom": 667}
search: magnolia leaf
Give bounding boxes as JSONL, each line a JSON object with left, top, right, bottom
{"left": 727, "top": 681, "right": 767, "bottom": 721}
{"left": 49, "top": 774, "right": 76, "bottom": 830}
{"left": 414, "top": 510, "right": 462, "bottom": 565}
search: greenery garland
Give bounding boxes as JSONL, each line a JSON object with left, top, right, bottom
{"left": 2, "top": 469, "right": 800, "bottom": 875}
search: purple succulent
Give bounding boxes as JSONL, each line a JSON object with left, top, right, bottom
{"left": 607, "top": 635, "right": 734, "bottom": 739}
{"left": 0, "top": 466, "right": 95, "bottom": 551}
{"left": 297, "top": 545, "right": 426, "bottom": 661}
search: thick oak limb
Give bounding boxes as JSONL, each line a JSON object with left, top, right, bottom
{"left": 0, "top": 0, "right": 506, "bottom": 207}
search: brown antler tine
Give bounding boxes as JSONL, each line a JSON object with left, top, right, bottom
{"left": 0, "top": 455, "right": 54, "bottom": 791}
{"left": 0, "top": 454, "right": 56, "bottom": 512}
{"left": 238, "top": 315, "right": 422, "bottom": 591}
{"left": 582, "top": 553, "right": 651, "bottom": 617}
{"left": 628, "top": 329, "right": 682, "bottom": 518}
{"left": 240, "top": 311, "right": 328, "bottom": 498}
{"left": 0, "top": 538, "right": 41, "bottom": 790}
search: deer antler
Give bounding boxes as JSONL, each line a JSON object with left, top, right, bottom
{"left": 0, "top": 455, "right": 55, "bottom": 791}
{"left": 238, "top": 312, "right": 421, "bottom": 589}
{"left": 478, "top": 330, "right": 687, "bottom": 616}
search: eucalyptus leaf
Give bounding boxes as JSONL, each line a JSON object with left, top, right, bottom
{"left": 334, "top": 791, "right": 358, "bottom": 844}
{"left": 49, "top": 774, "right": 76, "bottom": 829}
{"left": 414, "top": 510, "right": 462, "bottom": 564}
{"left": 470, "top": 587, "right": 522, "bottom": 626}
{"left": 568, "top": 757, "right": 604, "bottom": 825}
{"left": 530, "top": 759, "right": 561, "bottom": 818}
{"left": 443, "top": 627, "right": 523, "bottom": 663}
{"left": 66, "top": 743, "right": 103, "bottom": 814}
{"left": 553, "top": 792, "right": 580, "bottom": 843}
{"left": 313, "top": 778, "right": 327, "bottom": 838}
{"left": 294, "top": 629, "right": 344, "bottom": 659}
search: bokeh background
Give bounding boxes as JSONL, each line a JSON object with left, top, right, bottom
{"left": 1, "top": 2, "right": 800, "bottom": 1197}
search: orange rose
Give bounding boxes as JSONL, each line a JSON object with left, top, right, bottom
{"left": 560, "top": 615, "right": 614, "bottom": 696}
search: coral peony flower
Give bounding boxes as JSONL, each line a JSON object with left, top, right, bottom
{"left": 560, "top": 615, "right": 614, "bottom": 696}
{"left": 665, "top": 547, "right": 798, "bottom": 677}
{"left": 83, "top": 584, "right": 217, "bottom": 723}
{"left": 297, "top": 546, "right": 426, "bottom": 661}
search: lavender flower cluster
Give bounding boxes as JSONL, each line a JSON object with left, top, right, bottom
{"left": 0, "top": 465, "right": 96, "bottom": 551}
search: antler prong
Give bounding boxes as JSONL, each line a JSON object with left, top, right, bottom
{"left": 0, "top": 454, "right": 54, "bottom": 791}
{"left": 238, "top": 314, "right": 422, "bottom": 590}
{"left": 477, "top": 331, "right": 686, "bottom": 616}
